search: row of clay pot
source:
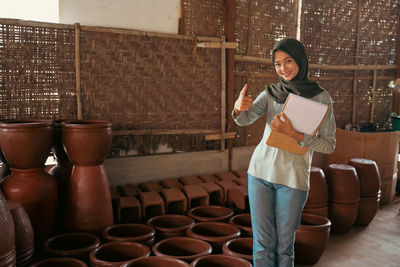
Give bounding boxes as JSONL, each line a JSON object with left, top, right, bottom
{"left": 0, "top": 119, "right": 115, "bottom": 240}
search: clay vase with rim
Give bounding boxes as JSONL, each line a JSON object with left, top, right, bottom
{"left": 190, "top": 254, "right": 252, "bottom": 267}
{"left": 229, "top": 213, "right": 252, "bottom": 237}
{"left": 328, "top": 201, "right": 359, "bottom": 234}
{"left": 187, "top": 205, "right": 234, "bottom": 222}
{"left": 152, "top": 236, "right": 212, "bottom": 263}
{"left": 31, "top": 257, "right": 88, "bottom": 267}
{"left": 102, "top": 224, "right": 156, "bottom": 247}
{"left": 222, "top": 237, "right": 253, "bottom": 262}
{"left": 0, "top": 190, "right": 16, "bottom": 267}
{"left": 122, "top": 256, "right": 190, "bottom": 267}
{"left": 44, "top": 232, "right": 100, "bottom": 262}
{"left": 62, "top": 120, "right": 113, "bottom": 234}
{"left": 303, "top": 205, "right": 329, "bottom": 218}
{"left": 7, "top": 200, "right": 34, "bottom": 266}
{"left": 325, "top": 164, "right": 360, "bottom": 203}
{"left": 146, "top": 214, "right": 195, "bottom": 240}
{"left": 294, "top": 213, "right": 331, "bottom": 265}
{"left": 48, "top": 119, "right": 73, "bottom": 234}
{"left": 0, "top": 119, "right": 57, "bottom": 239}
{"left": 186, "top": 221, "right": 241, "bottom": 253}
{"left": 355, "top": 193, "right": 380, "bottom": 226}
{"left": 89, "top": 241, "right": 150, "bottom": 267}
{"left": 305, "top": 167, "right": 328, "bottom": 208}
{"left": 348, "top": 158, "right": 381, "bottom": 196}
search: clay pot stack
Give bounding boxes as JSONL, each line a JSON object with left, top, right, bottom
{"left": 325, "top": 164, "right": 360, "bottom": 234}
{"left": 0, "top": 191, "right": 15, "bottom": 267}
{"left": 303, "top": 167, "right": 329, "bottom": 217}
{"left": 348, "top": 158, "right": 381, "bottom": 226}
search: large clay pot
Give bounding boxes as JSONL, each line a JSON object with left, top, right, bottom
{"left": 0, "top": 191, "right": 16, "bottom": 267}
{"left": 0, "top": 119, "right": 57, "bottom": 239}
{"left": 48, "top": 119, "right": 73, "bottom": 234}
{"left": 31, "top": 257, "right": 87, "bottom": 267}
{"left": 355, "top": 193, "right": 380, "bottom": 226}
{"left": 102, "top": 224, "right": 156, "bottom": 247}
{"left": 186, "top": 222, "right": 241, "bottom": 253}
{"left": 0, "top": 119, "right": 53, "bottom": 169}
{"left": 190, "top": 254, "right": 252, "bottom": 267}
{"left": 187, "top": 205, "right": 234, "bottom": 222}
{"left": 152, "top": 237, "right": 212, "bottom": 263}
{"left": 348, "top": 158, "right": 381, "bottom": 196}
{"left": 295, "top": 213, "right": 331, "bottom": 265}
{"left": 328, "top": 202, "right": 359, "bottom": 234}
{"left": 7, "top": 201, "right": 34, "bottom": 266}
{"left": 305, "top": 167, "right": 328, "bottom": 208}
{"left": 2, "top": 168, "right": 57, "bottom": 239}
{"left": 303, "top": 205, "right": 329, "bottom": 218}
{"left": 63, "top": 120, "right": 113, "bottom": 234}
{"left": 222, "top": 237, "right": 253, "bottom": 262}
{"left": 146, "top": 214, "right": 195, "bottom": 240}
{"left": 89, "top": 241, "right": 150, "bottom": 267}
{"left": 122, "top": 256, "right": 190, "bottom": 267}
{"left": 326, "top": 164, "right": 360, "bottom": 203}
{"left": 229, "top": 213, "right": 252, "bottom": 237}
{"left": 44, "top": 232, "right": 100, "bottom": 262}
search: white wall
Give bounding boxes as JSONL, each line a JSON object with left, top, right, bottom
{"left": 59, "top": 0, "right": 180, "bottom": 34}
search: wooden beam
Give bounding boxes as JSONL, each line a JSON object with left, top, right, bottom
{"left": 220, "top": 37, "right": 226, "bottom": 151}
{"left": 113, "top": 129, "right": 220, "bottom": 136}
{"left": 74, "top": 23, "right": 82, "bottom": 120}
{"left": 197, "top": 41, "right": 237, "bottom": 49}
{"left": 205, "top": 132, "right": 235, "bottom": 141}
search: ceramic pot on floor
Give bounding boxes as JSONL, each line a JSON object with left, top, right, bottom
{"left": 121, "top": 256, "right": 190, "bottom": 267}
{"left": 190, "top": 254, "right": 252, "bottom": 267}
{"left": 62, "top": 120, "right": 113, "bottom": 234}
{"left": 222, "top": 237, "right": 253, "bottom": 262}
{"left": 187, "top": 205, "right": 234, "bottom": 222}
{"left": 229, "top": 213, "right": 252, "bottom": 237}
{"left": 102, "top": 224, "right": 156, "bottom": 247}
{"left": 0, "top": 191, "right": 16, "bottom": 267}
{"left": 146, "top": 214, "right": 195, "bottom": 240}
{"left": 31, "top": 257, "right": 87, "bottom": 267}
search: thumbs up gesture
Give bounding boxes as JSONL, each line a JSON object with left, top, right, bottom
{"left": 234, "top": 84, "right": 253, "bottom": 115}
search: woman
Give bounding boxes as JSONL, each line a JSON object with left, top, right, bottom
{"left": 233, "top": 38, "right": 336, "bottom": 267}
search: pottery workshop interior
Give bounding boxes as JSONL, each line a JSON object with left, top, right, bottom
{"left": 0, "top": 0, "right": 400, "bottom": 267}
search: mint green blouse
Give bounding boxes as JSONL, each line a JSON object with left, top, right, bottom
{"left": 233, "top": 89, "right": 336, "bottom": 191}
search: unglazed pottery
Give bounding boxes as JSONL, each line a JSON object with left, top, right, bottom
{"left": 146, "top": 214, "right": 195, "bottom": 240}
{"left": 0, "top": 191, "right": 16, "bottom": 267}
{"left": 187, "top": 205, "right": 234, "bottom": 222}
{"left": 190, "top": 254, "right": 252, "bottom": 267}
{"left": 222, "top": 237, "right": 253, "bottom": 262}
{"left": 30, "top": 257, "right": 88, "bottom": 267}
{"left": 121, "top": 256, "right": 190, "bottom": 267}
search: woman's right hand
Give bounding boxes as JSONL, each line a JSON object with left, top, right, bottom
{"left": 234, "top": 84, "right": 253, "bottom": 115}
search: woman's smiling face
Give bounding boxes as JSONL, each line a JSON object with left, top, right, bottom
{"left": 274, "top": 50, "right": 299, "bottom": 81}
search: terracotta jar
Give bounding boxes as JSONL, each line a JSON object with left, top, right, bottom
{"left": 294, "top": 213, "right": 331, "bottom": 265}
{"left": 152, "top": 237, "right": 212, "bottom": 263}
{"left": 89, "top": 241, "right": 150, "bottom": 267}
{"left": 305, "top": 167, "right": 328, "bottom": 208}
{"left": 186, "top": 222, "right": 241, "bottom": 253}
{"left": 355, "top": 193, "right": 380, "bottom": 226}
{"left": 44, "top": 232, "right": 100, "bottom": 262}
{"left": 303, "top": 205, "right": 329, "bottom": 218}
{"left": 48, "top": 119, "right": 73, "bottom": 234}
{"left": 0, "top": 191, "right": 16, "bottom": 267}
{"left": 122, "top": 256, "right": 190, "bottom": 267}
{"left": 328, "top": 202, "right": 359, "bottom": 234}
{"left": 229, "top": 213, "right": 252, "bottom": 237}
{"left": 102, "top": 224, "right": 156, "bottom": 247}
{"left": 190, "top": 254, "right": 252, "bottom": 267}
{"left": 7, "top": 201, "right": 34, "bottom": 267}
{"left": 62, "top": 120, "right": 113, "bottom": 234}
{"left": 187, "top": 205, "right": 234, "bottom": 222}
{"left": 222, "top": 237, "right": 253, "bottom": 262}
{"left": 146, "top": 214, "right": 195, "bottom": 240}
{"left": 348, "top": 158, "right": 381, "bottom": 196}
{"left": 0, "top": 119, "right": 57, "bottom": 239}
{"left": 31, "top": 257, "right": 88, "bottom": 267}
{"left": 325, "top": 164, "right": 360, "bottom": 203}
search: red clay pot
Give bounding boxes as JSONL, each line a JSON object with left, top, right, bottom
{"left": 2, "top": 168, "right": 57, "bottom": 239}
{"left": 294, "top": 213, "right": 331, "bottom": 265}
{"left": 7, "top": 201, "right": 34, "bottom": 266}
{"left": 62, "top": 120, "right": 112, "bottom": 166}
{"left": 146, "top": 214, "right": 195, "bottom": 240}
{"left": 222, "top": 237, "right": 253, "bottom": 262}
{"left": 102, "top": 224, "right": 156, "bottom": 247}
{"left": 348, "top": 158, "right": 381, "bottom": 196}
{"left": 152, "top": 237, "right": 212, "bottom": 263}
{"left": 305, "top": 167, "right": 328, "bottom": 208}
{"left": 355, "top": 194, "right": 380, "bottom": 226}
{"left": 0, "top": 191, "right": 15, "bottom": 267}
{"left": 0, "top": 119, "right": 53, "bottom": 169}
{"left": 326, "top": 164, "right": 360, "bottom": 204}
{"left": 303, "top": 205, "right": 329, "bottom": 218}
{"left": 186, "top": 222, "right": 241, "bottom": 253}
{"left": 122, "top": 256, "right": 190, "bottom": 267}
{"left": 44, "top": 232, "right": 100, "bottom": 262}
{"left": 31, "top": 257, "right": 87, "bottom": 267}
{"left": 89, "top": 241, "right": 150, "bottom": 267}
{"left": 190, "top": 254, "right": 252, "bottom": 267}
{"left": 229, "top": 213, "right": 252, "bottom": 237}
{"left": 328, "top": 201, "right": 359, "bottom": 234}
{"left": 187, "top": 205, "right": 234, "bottom": 222}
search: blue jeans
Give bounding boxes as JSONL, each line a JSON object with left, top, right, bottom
{"left": 248, "top": 174, "right": 308, "bottom": 267}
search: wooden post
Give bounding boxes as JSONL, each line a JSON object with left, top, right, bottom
{"left": 221, "top": 37, "right": 226, "bottom": 152}
{"left": 224, "top": 0, "right": 236, "bottom": 169}
{"left": 74, "top": 23, "right": 82, "bottom": 119}
{"left": 370, "top": 65, "right": 377, "bottom": 123}
{"left": 393, "top": 5, "right": 400, "bottom": 114}
{"left": 352, "top": 0, "right": 361, "bottom": 124}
